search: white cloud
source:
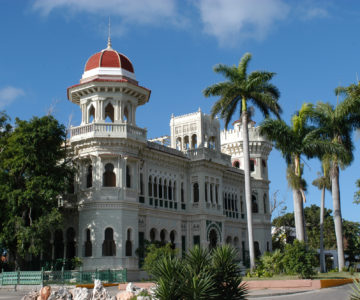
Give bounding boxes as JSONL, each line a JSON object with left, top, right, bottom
{"left": 198, "top": 0, "right": 289, "bottom": 45}
{"left": 33, "top": 0, "right": 178, "bottom": 26}
{"left": 0, "top": 86, "right": 25, "bottom": 108}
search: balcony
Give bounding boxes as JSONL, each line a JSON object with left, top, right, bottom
{"left": 70, "top": 123, "right": 147, "bottom": 143}
{"left": 186, "top": 148, "right": 231, "bottom": 166}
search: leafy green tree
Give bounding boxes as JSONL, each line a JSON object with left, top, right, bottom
{"left": 343, "top": 220, "right": 360, "bottom": 267}
{"left": 261, "top": 103, "right": 326, "bottom": 241}
{"left": 282, "top": 240, "right": 317, "bottom": 279}
{"left": 143, "top": 242, "right": 177, "bottom": 275}
{"left": 0, "top": 115, "right": 74, "bottom": 269}
{"left": 309, "top": 83, "right": 360, "bottom": 270}
{"left": 354, "top": 179, "right": 360, "bottom": 204}
{"left": 312, "top": 159, "right": 331, "bottom": 273}
{"left": 204, "top": 53, "right": 281, "bottom": 271}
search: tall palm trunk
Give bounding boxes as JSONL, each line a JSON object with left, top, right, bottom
{"left": 320, "top": 186, "right": 326, "bottom": 273}
{"left": 331, "top": 163, "right": 345, "bottom": 270}
{"left": 293, "top": 189, "right": 305, "bottom": 241}
{"left": 242, "top": 110, "right": 255, "bottom": 271}
{"left": 293, "top": 155, "right": 305, "bottom": 241}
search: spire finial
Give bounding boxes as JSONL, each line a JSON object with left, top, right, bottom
{"left": 107, "top": 17, "right": 112, "bottom": 49}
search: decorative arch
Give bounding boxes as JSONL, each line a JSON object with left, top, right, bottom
{"left": 150, "top": 228, "right": 157, "bottom": 242}
{"left": 252, "top": 194, "right": 258, "bottom": 213}
{"left": 66, "top": 227, "right": 76, "bottom": 259}
{"left": 88, "top": 105, "right": 95, "bottom": 123}
{"left": 103, "top": 163, "right": 116, "bottom": 187}
{"left": 102, "top": 227, "right": 116, "bottom": 256}
{"left": 126, "top": 228, "right": 132, "bottom": 256}
{"left": 176, "top": 137, "right": 182, "bottom": 150}
{"left": 84, "top": 228, "right": 92, "bottom": 257}
{"left": 105, "top": 103, "right": 114, "bottom": 122}
{"left": 170, "top": 230, "right": 176, "bottom": 249}
{"left": 191, "top": 134, "right": 197, "bottom": 149}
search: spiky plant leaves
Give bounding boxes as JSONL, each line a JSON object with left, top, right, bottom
{"left": 350, "top": 277, "right": 360, "bottom": 300}
{"left": 210, "top": 245, "right": 248, "bottom": 300}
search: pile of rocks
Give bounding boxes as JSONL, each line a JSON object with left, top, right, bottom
{"left": 21, "top": 281, "right": 153, "bottom": 300}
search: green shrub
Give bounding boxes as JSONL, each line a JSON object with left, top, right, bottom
{"left": 151, "top": 245, "right": 247, "bottom": 300}
{"left": 282, "top": 240, "right": 316, "bottom": 279}
{"left": 255, "top": 249, "right": 284, "bottom": 277}
{"left": 143, "top": 243, "right": 177, "bottom": 275}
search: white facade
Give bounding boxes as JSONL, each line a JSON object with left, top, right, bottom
{"left": 56, "top": 44, "right": 273, "bottom": 274}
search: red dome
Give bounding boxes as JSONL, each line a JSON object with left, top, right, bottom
{"left": 85, "top": 49, "right": 134, "bottom": 73}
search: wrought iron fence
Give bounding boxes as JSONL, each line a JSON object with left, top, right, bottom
{"left": 0, "top": 269, "right": 127, "bottom": 285}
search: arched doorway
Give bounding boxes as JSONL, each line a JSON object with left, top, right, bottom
{"left": 209, "top": 229, "right": 218, "bottom": 250}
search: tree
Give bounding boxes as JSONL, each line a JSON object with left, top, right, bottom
{"left": 204, "top": 53, "right": 281, "bottom": 271}
{"left": 354, "top": 179, "right": 360, "bottom": 204}
{"left": 261, "top": 103, "right": 322, "bottom": 241}
{"left": 312, "top": 157, "right": 331, "bottom": 272}
{"left": 309, "top": 84, "right": 360, "bottom": 270}
{"left": 0, "top": 115, "right": 74, "bottom": 269}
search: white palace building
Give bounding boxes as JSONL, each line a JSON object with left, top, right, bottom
{"left": 57, "top": 40, "right": 273, "bottom": 275}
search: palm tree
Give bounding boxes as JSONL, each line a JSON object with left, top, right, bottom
{"left": 260, "top": 103, "right": 341, "bottom": 242}
{"left": 203, "top": 53, "right": 281, "bottom": 271}
{"left": 312, "top": 157, "right": 331, "bottom": 273}
{"left": 308, "top": 84, "right": 360, "bottom": 270}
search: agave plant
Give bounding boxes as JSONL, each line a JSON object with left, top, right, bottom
{"left": 350, "top": 276, "right": 360, "bottom": 300}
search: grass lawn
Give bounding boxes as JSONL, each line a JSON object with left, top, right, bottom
{"left": 244, "top": 272, "right": 360, "bottom": 281}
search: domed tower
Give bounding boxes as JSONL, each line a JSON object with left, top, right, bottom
{"left": 67, "top": 40, "right": 150, "bottom": 271}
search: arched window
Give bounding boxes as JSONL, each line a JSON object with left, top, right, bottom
{"left": 193, "top": 183, "right": 199, "bottom": 203}
{"left": 233, "top": 161, "right": 240, "bottom": 168}
{"left": 168, "top": 180, "right": 172, "bottom": 200}
{"left": 210, "top": 184, "right": 213, "bottom": 203}
{"left": 54, "top": 230, "right": 64, "bottom": 259}
{"left": 154, "top": 177, "right": 158, "bottom": 197}
{"left": 235, "top": 195, "right": 238, "bottom": 211}
{"left": 176, "top": 137, "right": 182, "bottom": 151}
{"left": 164, "top": 179, "right": 167, "bottom": 199}
{"left": 84, "top": 229, "right": 92, "bottom": 257}
{"left": 170, "top": 230, "right": 176, "bottom": 249}
{"left": 102, "top": 228, "right": 116, "bottom": 256}
{"left": 66, "top": 227, "right": 76, "bottom": 259}
{"left": 103, "top": 163, "right": 116, "bottom": 187}
{"left": 126, "top": 229, "right": 132, "bottom": 256}
{"left": 205, "top": 182, "right": 208, "bottom": 202}
{"left": 124, "top": 106, "right": 129, "bottom": 123}
{"left": 224, "top": 193, "right": 228, "bottom": 210}
{"left": 159, "top": 178, "right": 163, "bottom": 198}
{"left": 263, "top": 194, "right": 267, "bottom": 214}
{"left": 126, "top": 165, "right": 131, "bottom": 188}
{"left": 181, "top": 183, "right": 184, "bottom": 203}
{"left": 150, "top": 228, "right": 156, "bottom": 242}
{"left": 209, "top": 229, "right": 218, "bottom": 250}
{"left": 140, "top": 173, "right": 144, "bottom": 195}
{"left": 160, "top": 229, "right": 167, "bottom": 245}
{"left": 250, "top": 159, "right": 255, "bottom": 172}
{"left": 173, "top": 181, "right": 176, "bottom": 201}
{"left": 234, "top": 237, "right": 239, "bottom": 249}
{"left": 231, "top": 194, "right": 235, "bottom": 211}
{"left": 252, "top": 195, "right": 258, "bottom": 213}
{"left": 88, "top": 105, "right": 95, "bottom": 123}
{"left": 208, "top": 137, "right": 216, "bottom": 149}
{"left": 105, "top": 103, "right": 114, "bottom": 123}
{"left": 184, "top": 136, "right": 190, "bottom": 150}
{"left": 191, "top": 134, "right": 197, "bottom": 149}
{"left": 148, "top": 176, "right": 152, "bottom": 196}
{"left": 240, "top": 197, "right": 244, "bottom": 213}
{"left": 86, "top": 165, "right": 92, "bottom": 188}
{"left": 215, "top": 185, "right": 218, "bottom": 204}
{"left": 226, "top": 236, "right": 232, "bottom": 244}
{"left": 254, "top": 241, "right": 261, "bottom": 258}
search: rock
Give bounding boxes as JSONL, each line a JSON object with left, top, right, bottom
{"left": 47, "top": 287, "right": 72, "bottom": 300}
{"left": 92, "top": 279, "right": 113, "bottom": 300}
{"left": 21, "top": 290, "right": 39, "bottom": 300}
{"left": 115, "top": 291, "right": 134, "bottom": 300}
{"left": 72, "top": 287, "right": 90, "bottom": 300}
{"left": 125, "top": 282, "right": 133, "bottom": 293}
{"left": 40, "top": 286, "right": 51, "bottom": 300}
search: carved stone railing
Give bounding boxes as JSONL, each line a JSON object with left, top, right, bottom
{"left": 70, "top": 123, "right": 147, "bottom": 142}
{"left": 186, "top": 148, "right": 231, "bottom": 165}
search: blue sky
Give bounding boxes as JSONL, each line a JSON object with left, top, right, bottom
{"left": 1, "top": 0, "right": 360, "bottom": 222}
